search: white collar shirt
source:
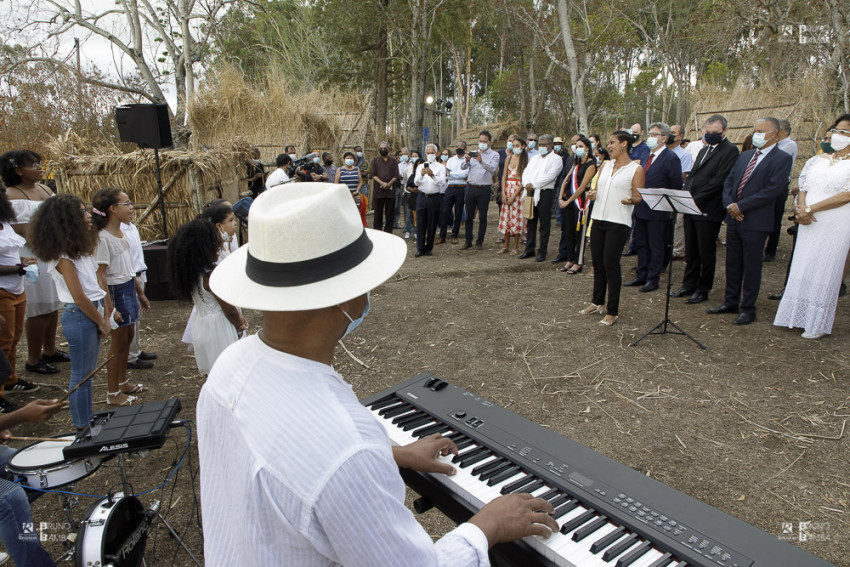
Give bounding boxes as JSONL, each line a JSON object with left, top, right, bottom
{"left": 521, "top": 153, "right": 565, "bottom": 205}
{"left": 414, "top": 162, "right": 447, "bottom": 195}
{"left": 460, "top": 148, "right": 500, "bottom": 186}
{"left": 670, "top": 145, "right": 693, "bottom": 174}
{"left": 446, "top": 155, "right": 469, "bottom": 185}
{"left": 749, "top": 142, "right": 776, "bottom": 172}
{"left": 197, "top": 335, "right": 490, "bottom": 567}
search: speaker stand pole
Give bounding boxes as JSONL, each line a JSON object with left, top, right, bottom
{"left": 153, "top": 147, "right": 168, "bottom": 239}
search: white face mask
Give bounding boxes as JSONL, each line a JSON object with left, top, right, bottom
{"left": 646, "top": 136, "right": 660, "bottom": 150}
{"left": 288, "top": 153, "right": 297, "bottom": 161}
{"left": 570, "top": 144, "right": 577, "bottom": 153}
{"left": 512, "top": 146, "right": 522, "bottom": 155}
{"left": 426, "top": 153, "right": 437, "bottom": 163}
{"left": 400, "top": 155, "right": 409, "bottom": 163}
{"left": 478, "top": 142, "right": 488, "bottom": 151}
{"left": 591, "top": 142, "right": 597, "bottom": 150}
{"left": 344, "top": 158, "right": 355, "bottom": 166}
{"left": 830, "top": 132, "right": 850, "bottom": 151}
{"left": 752, "top": 132, "right": 772, "bottom": 148}
{"left": 528, "top": 140, "right": 536, "bottom": 149}
{"left": 538, "top": 146, "right": 548, "bottom": 156}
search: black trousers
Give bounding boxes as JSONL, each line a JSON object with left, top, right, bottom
{"left": 634, "top": 217, "right": 671, "bottom": 284}
{"left": 373, "top": 194, "right": 396, "bottom": 233}
{"left": 590, "top": 220, "right": 631, "bottom": 316}
{"left": 439, "top": 186, "right": 465, "bottom": 238}
{"left": 524, "top": 190, "right": 554, "bottom": 256}
{"left": 464, "top": 186, "right": 491, "bottom": 245}
{"left": 764, "top": 187, "right": 789, "bottom": 257}
{"left": 723, "top": 223, "right": 769, "bottom": 314}
{"left": 416, "top": 193, "right": 440, "bottom": 253}
{"left": 558, "top": 205, "right": 583, "bottom": 263}
{"left": 682, "top": 217, "right": 722, "bottom": 293}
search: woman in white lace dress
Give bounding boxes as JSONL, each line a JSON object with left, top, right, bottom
{"left": 774, "top": 114, "right": 850, "bottom": 338}
{"left": 169, "top": 219, "right": 247, "bottom": 375}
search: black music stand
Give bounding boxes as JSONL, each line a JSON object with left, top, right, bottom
{"left": 630, "top": 188, "right": 706, "bottom": 350}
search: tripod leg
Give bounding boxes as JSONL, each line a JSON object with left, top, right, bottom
{"left": 155, "top": 512, "right": 203, "bottom": 566}
{"left": 629, "top": 319, "right": 667, "bottom": 347}
{"left": 666, "top": 320, "right": 707, "bottom": 350}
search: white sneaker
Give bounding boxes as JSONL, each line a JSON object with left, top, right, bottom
{"left": 404, "top": 232, "right": 410, "bottom": 239}
{"left": 801, "top": 331, "right": 827, "bottom": 339}
{"left": 0, "top": 551, "right": 8, "bottom": 565}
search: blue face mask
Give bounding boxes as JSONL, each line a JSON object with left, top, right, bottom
{"left": 574, "top": 147, "right": 586, "bottom": 158}
{"left": 400, "top": 155, "right": 409, "bottom": 163}
{"left": 340, "top": 292, "right": 370, "bottom": 339}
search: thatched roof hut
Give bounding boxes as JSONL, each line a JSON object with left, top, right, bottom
{"left": 49, "top": 132, "right": 251, "bottom": 240}
{"left": 455, "top": 120, "right": 523, "bottom": 148}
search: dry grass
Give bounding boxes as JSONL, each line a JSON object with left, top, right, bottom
{"left": 455, "top": 119, "right": 524, "bottom": 147}
{"left": 48, "top": 131, "right": 251, "bottom": 240}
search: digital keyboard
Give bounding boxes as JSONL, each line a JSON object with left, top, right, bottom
{"left": 363, "top": 373, "right": 833, "bottom": 567}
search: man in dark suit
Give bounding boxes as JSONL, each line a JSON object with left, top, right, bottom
{"left": 626, "top": 123, "right": 683, "bottom": 292}
{"left": 707, "top": 117, "right": 793, "bottom": 325}
{"left": 670, "top": 115, "right": 739, "bottom": 304}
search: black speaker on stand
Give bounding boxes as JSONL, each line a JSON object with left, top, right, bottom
{"left": 115, "top": 103, "right": 173, "bottom": 238}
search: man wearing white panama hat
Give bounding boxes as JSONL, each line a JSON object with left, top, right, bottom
{"left": 197, "top": 183, "right": 557, "bottom": 566}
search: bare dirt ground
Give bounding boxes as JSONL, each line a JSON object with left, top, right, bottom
{"left": 13, "top": 206, "right": 849, "bottom": 566}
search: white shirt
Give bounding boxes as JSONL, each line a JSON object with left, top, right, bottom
{"left": 776, "top": 137, "right": 799, "bottom": 164}
{"left": 521, "top": 153, "right": 564, "bottom": 205}
{"left": 461, "top": 148, "right": 500, "bottom": 186}
{"left": 95, "top": 230, "right": 136, "bottom": 285}
{"left": 197, "top": 336, "right": 490, "bottom": 567}
{"left": 445, "top": 155, "right": 469, "bottom": 185}
{"left": 120, "top": 222, "right": 147, "bottom": 274}
{"left": 414, "top": 162, "right": 447, "bottom": 195}
{"left": 0, "top": 223, "right": 25, "bottom": 294}
{"left": 591, "top": 161, "right": 640, "bottom": 227}
{"left": 527, "top": 148, "right": 539, "bottom": 158}
{"left": 748, "top": 142, "right": 776, "bottom": 173}
{"left": 48, "top": 255, "right": 106, "bottom": 304}
{"left": 685, "top": 139, "right": 705, "bottom": 161}
{"left": 266, "top": 168, "right": 290, "bottom": 191}
{"left": 670, "top": 145, "right": 693, "bottom": 174}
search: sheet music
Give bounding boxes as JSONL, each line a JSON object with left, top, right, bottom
{"left": 637, "top": 188, "right": 703, "bottom": 215}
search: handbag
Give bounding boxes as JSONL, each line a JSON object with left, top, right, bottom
{"left": 522, "top": 191, "right": 535, "bottom": 220}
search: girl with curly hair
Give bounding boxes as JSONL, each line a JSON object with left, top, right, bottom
{"left": 169, "top": 219, "right": 246, "bottom": 375}
{"left": 91, "top": 188, "right": 150, "bottom": 406}
{"left": 29, "top": 195, "right": 109, "bottom": 428}
{"left": 0, "top": 150, "right": 66, "bottom": 381}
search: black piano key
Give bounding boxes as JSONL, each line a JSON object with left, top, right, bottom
{"left": 549, "top": 494, "right": 572, "bottom": 510}
{"left": 452, "top": 446, "right": 484, "bottom": 464}
{"left": 487, "top": 465, "right": 520, "bottom": 486}
{"left": 571, "top": 515, "right": 608, "bottom": 542}
{"left": 380, "top": 403, "right": 414, "bottom": 418}
{"left": 559, "top": 509, "right": 596, "bottom": 535}
{"left": 478, "top": 462, "right": 513, "bottom": 481}
{"left": 519, "top": 479, "right": 546, "bottom": 494}
{"left": 671, "top": 562, "right": 688, "bottom": 567}
{"left": 412, "top": 423, "right": 450, "bottom": 438}
{"left": 401, "top": 415, "right": 434, "bottom": 431}
{"left": 538, "top": 488, "right": 561, "bottom": 501}
{"left": 645, "top": 553, "right": 674, "bottom": 567}
{"left": 602, "top": 533, "right": 639, "bottom": 562}
{"left": 590, "top": 526, "right": 626, "bottom": 554}
{"left": 446, "top": 432, "right": 465, "bottom": 441}
{"left": 615, "top": 540, "right": 652, "bottom": 567}
{"left": 454, "top": 438, "right": 474, "bottom": 451}
{"left": 551, "top": 499, "right": 579, "bottom": 519}
{"left": 459, "top": 450, "right": 493, "bottom": 468}
{"left": 393, "top": 410, "right": 425, "bottom": 425}
{"left": 500, "top": 475, "right": 534, "bottom": 495}
{"left": 370, "top": 397, "right": 401, "bottom": 411}
{"left": 472, "top": 458, "right": 505, "bottom": 477}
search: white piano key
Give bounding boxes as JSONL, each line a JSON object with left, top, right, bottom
{"left": 627, "top": 549, "right": 667, "bottom": 567}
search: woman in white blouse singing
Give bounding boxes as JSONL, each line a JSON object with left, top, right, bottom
{"left": 579, "top": 131, "right": 644, "bottom": 326}
{"left": 774, "top": 113, "right": 850, "bottom": 339}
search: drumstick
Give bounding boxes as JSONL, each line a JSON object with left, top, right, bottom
{"left": 6, "top": 436, "right": 73, "bottom": 443}
{"left": 57, "top": 355, "right": 114, "bottom": 403}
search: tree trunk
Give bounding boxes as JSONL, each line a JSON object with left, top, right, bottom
{"left": 556, "top": 0, "right": 588, "bottom": 134}
{"left": 375, "top": 0, "right": 389, "bottom": 137}
{"left": 529, "top": 37, "right": 537, "bottom": 124}
{"left": 519, "top": 51, "right": 528, "bottom": 130}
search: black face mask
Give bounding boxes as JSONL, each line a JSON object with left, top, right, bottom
{"left": 667, "top": 134, "right": 676, "bottom": 145}
{"left": 456, "top": 148, "right": 465, "bottom": 155}
{"left": 325, "top": 160, "right": 333, "bottom": 165}
{"left": 379, "top": 148, "right": 389, "bottom": 157}
{"left": 703, "top": 132, "right": 724, "bottom": 145}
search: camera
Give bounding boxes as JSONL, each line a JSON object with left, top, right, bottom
{"left": 469, "top": 151, "right": 479, "bottom": 158}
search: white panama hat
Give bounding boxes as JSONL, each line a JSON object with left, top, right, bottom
{"left": 210, "top": 183, "right": 406, "bottom": 311}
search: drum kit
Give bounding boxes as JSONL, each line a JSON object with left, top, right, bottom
{"left": 5, "top": 401, "right": 200, "bottom": 566}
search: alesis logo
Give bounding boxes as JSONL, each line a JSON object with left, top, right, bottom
{"left": 120, "top": 521, "right": 148, "bottom": 559}
{"left": 99, "top": 443, "right": 129, "bottom": 453}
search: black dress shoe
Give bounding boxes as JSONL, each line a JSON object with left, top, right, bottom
{"left": 535, "top": 253, "right": 546, "bottom": 262}
{"left": 42, "top": 349, "right": 70, "bottom": 363}
{"left": 639, "top": 281, "right": 659, "bottom": 292}
{"left": 25, "top": 360, "right": 60, "bottom": 374}
{"left": 706, "top": 304, "right": 739, "bottom": 314}
{"left": 768, "top": 290, "right": 784, "bottom": 300}
{"left": 414, "top": 251, "right": 423, "bottom": 257}
{"left": 460, "top": 242, "right": 473, "bottom": 250}
{"left": 551, "top": 256, "right": 567, "bottom": 264}
{"left": 686, "top": 292, "right": 709, "bottom": 304}
{"left": 733, "top": 312, "right": 756, "bottom": 325}
{"left": 622, "top": 249, "right": 637, "bottom": 257}
{"left": 624, "top": 277, "right": 646, "bottom": 287}
{"left": 127, "top": 359, "right": 154, "bottom": 370}
{"left": 518, "top": 251, "right": 534, "bottom": 259}
{"left": 669, "top": 287, "right": 693, "bottom": 298}
{"left": 138, "top": 351, "right": 157, "bottom": 360}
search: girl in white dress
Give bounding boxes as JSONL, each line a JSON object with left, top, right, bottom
{"left": 169, "top": 219, "right": 246, "bottom": 376}
{"left": 774, "top": 114, "right": 850, "bottom": 338}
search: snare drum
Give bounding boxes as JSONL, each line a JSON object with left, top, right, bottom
{"left": 76, "top": 493, "right": 148, "bottom": 567}
{"left": 6, "top": 433, "right": 102, "bottom": 489}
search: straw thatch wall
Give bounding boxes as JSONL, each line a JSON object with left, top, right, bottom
{"left": 456, "top": 120, "right": 524, "bottom": 148}
{"left": 190, "top": 66, "right": 380, "bottom": 164}
{"left": 690, "top": 75, "right": 839, "bottom": 183}
{"left": 48, "top": 132, "right": 251, "bottom": 241}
